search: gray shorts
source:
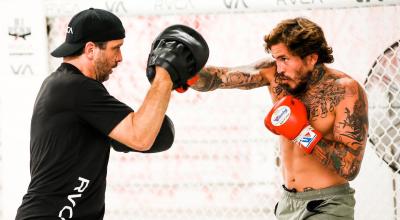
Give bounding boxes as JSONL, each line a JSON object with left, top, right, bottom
{"left": 274, "top": 183, "right": 355, "bottom": 220}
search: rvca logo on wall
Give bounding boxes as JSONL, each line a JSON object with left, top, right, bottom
{"left": 223, "top": 0, "right": 248, "bottom": 9}
{"left": 154, "top": 0, "right": 195, "bottom": 11}
{"left": 7, "top": 18, "right": 34, "bottom": 76}
{"left": 276, "top": 0, "right": 323, "bottom": 6}
{"left": 105, "top": 0, "right": 128, "bottom": 14}
{"left": 8, "top": 18, "right": 31, "bottom": 40}
{"left": 356, "top": 0, "right": 383, "bottom": 2}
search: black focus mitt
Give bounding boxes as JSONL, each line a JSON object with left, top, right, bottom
{"left": 111, "top": 115, "right": 175, "bottom": 153}
{"left": 146, "top": 24, "right": 209, "bottom": 91}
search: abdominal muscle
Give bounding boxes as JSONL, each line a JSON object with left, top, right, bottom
{"left": 280, "top": 138, "right": 347, "bottom": 192}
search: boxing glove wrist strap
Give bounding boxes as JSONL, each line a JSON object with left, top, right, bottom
{"left": 293, "top": 125, "right": 322, "bottom": 154}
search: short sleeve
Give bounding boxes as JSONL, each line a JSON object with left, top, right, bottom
{"left": 76, "top": 79, "right": 133, "bottom": 135}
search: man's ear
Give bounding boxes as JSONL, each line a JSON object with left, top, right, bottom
{"left": 83, "top": 42, "right": 96, "bottom": 60}
{"left": 306, "top": 53, "right": 318, "bottom": 66}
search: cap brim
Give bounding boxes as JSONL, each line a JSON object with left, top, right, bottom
{"left": 51, "top": 42, "right": 85, "bottom": 57}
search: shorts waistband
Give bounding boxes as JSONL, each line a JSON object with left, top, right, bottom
{"left": 282, "top": 183, "right": 353, "bottom": 200}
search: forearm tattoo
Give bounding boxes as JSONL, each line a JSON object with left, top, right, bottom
{"left": 191, "top": 59, "right": 274, "bottom": 91}
{"left": 312, "top": 84, "right": 368, "bottom": 180}
{"left": 190, "top": 67, "right": 225, "bottom": 92}
{"left": 313, "top": 139, "right": 362, "bottom": 180}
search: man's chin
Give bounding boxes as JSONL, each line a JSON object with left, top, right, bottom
{"left": 281, "top": 84, "right": 294, "bottom": 93}
{"left": 99, "top": 74, "right": 110, "bottom": 82}
{"left": 282, "top": 83, "right": 308, "bottom": 95}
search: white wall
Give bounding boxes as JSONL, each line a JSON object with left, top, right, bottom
{"left": 1, "top": 0, "right": 48, "bottom": 219}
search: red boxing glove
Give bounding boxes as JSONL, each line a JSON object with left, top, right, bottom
{"left": 264, "top": 96, "right": 322, "bottom": 154}
{"left": 175, "top": 74, "right": 200, "bottom": 93}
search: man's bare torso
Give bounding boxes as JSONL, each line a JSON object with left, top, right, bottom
{"left": 193, "top": 59, "right": 368, "bottom": 191}
{"left": 264, "top": 67, "right": 350, "bottom": 191}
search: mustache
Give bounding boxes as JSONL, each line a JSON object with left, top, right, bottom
{"left": 275, "top": 72, "right": 292, "bottom": 81}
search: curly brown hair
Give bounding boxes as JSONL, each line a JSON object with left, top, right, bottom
{"left": 264, "top": 17, "right": 334, "bottom": 64}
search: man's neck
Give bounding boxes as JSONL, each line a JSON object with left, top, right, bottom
{"left": 309, "top": 64, "right": 325, "bottom": 86}
{"left": 63, "top": 57, "right": 95, "bottom": 80}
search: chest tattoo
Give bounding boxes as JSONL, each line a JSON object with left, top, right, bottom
{"left": 272, "top": 73, "right": 346, "bottom": 121}
{"left": 302, "top": 79, "right": 346, "bottom": 121}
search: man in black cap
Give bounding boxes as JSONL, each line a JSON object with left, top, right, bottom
{"left": 15, "top": 8, "right": 208, "bottom": 220}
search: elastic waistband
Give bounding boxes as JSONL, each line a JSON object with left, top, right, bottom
{"left": 282, "top": 183, "right": 354, "bottom": 200}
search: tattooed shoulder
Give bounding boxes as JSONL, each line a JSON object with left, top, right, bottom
{"left": 254, "top": 57, "right": 276, "bottom": 69}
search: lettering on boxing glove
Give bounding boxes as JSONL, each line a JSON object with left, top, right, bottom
{"left": 293, "top": 125, "right": 321, "bottom": 153}
{"left": 264, "top": 96, "right": 322, "bottom": 153}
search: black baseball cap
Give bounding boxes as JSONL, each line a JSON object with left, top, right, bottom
{"left": 51, "top": 8, "right": 125, "bottom": 57}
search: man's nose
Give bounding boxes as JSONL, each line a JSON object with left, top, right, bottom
{"left": 116, "top": 52, "right": 123, "bottom": 63}
{"left": 277, "top": 62, "right": 286, "bottom": 73}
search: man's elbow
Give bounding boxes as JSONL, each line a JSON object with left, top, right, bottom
{"left": 129, "top": 142, "right": 153, "bottom": 152}
{"left": 127, "top": 115, "right": 175, "bottom": 153}
{"left": 127, "top": 134, "right": 156, "bottom": 152}
{"left": 136, "top": 145, "right": 152, "bottom": 152}
{"left": 341, "top": 168, "right": 361, "bottom": 181}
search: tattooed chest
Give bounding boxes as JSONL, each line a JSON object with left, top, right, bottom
{"left": 301, "top": 87, "right": 345, "bottom": 121}
{"left": 271, "top": 80, "right": 346, "bottom": 121}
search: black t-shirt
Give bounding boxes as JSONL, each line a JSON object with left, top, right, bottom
{"left": 16, "top": 63, "right": 133, "bottom": 220}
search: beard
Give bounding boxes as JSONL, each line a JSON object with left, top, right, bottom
{"left": 281, "top": 80, "right": 308, "bottom": 95}
{"left": 278, "top": 70, "right": 312, "bottom": 95}
{"left": 94, "top": 56, "right": 112, "bottom": 82}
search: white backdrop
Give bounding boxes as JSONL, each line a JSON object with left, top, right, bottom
{"left": 1, "top": 0, "right": 48, "bottom": 219}
{"left": 1, "top": 1, "right": 400, "bottom": 220}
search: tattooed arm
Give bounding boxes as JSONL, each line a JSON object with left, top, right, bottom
{"left": 191, "top": 57, "right": 276, "bottom": 92}
{"left": 311, "top": 80, "right": 369, "bottom": 181}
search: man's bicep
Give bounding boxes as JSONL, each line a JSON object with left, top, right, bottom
{"left": 109, "top": 112, "right": 135, "bottom": 148}
{"left": 323, "top": 82, "right": 368, "bottom": 180}
{"left": 333, "top": 82, "right": 369, "bottom": 151}
{"left": 226, "top": 58, "right": 276, "bottom": 89}
{"left": 77, "top": 80, "right": 134, "bottom": 135}
{"left": 218, "top": 69, "right": 269, "bottom": 90}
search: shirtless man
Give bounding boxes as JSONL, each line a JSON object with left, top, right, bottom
{"left": 191, "top": 17, "right": 368, "bottom": 219}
